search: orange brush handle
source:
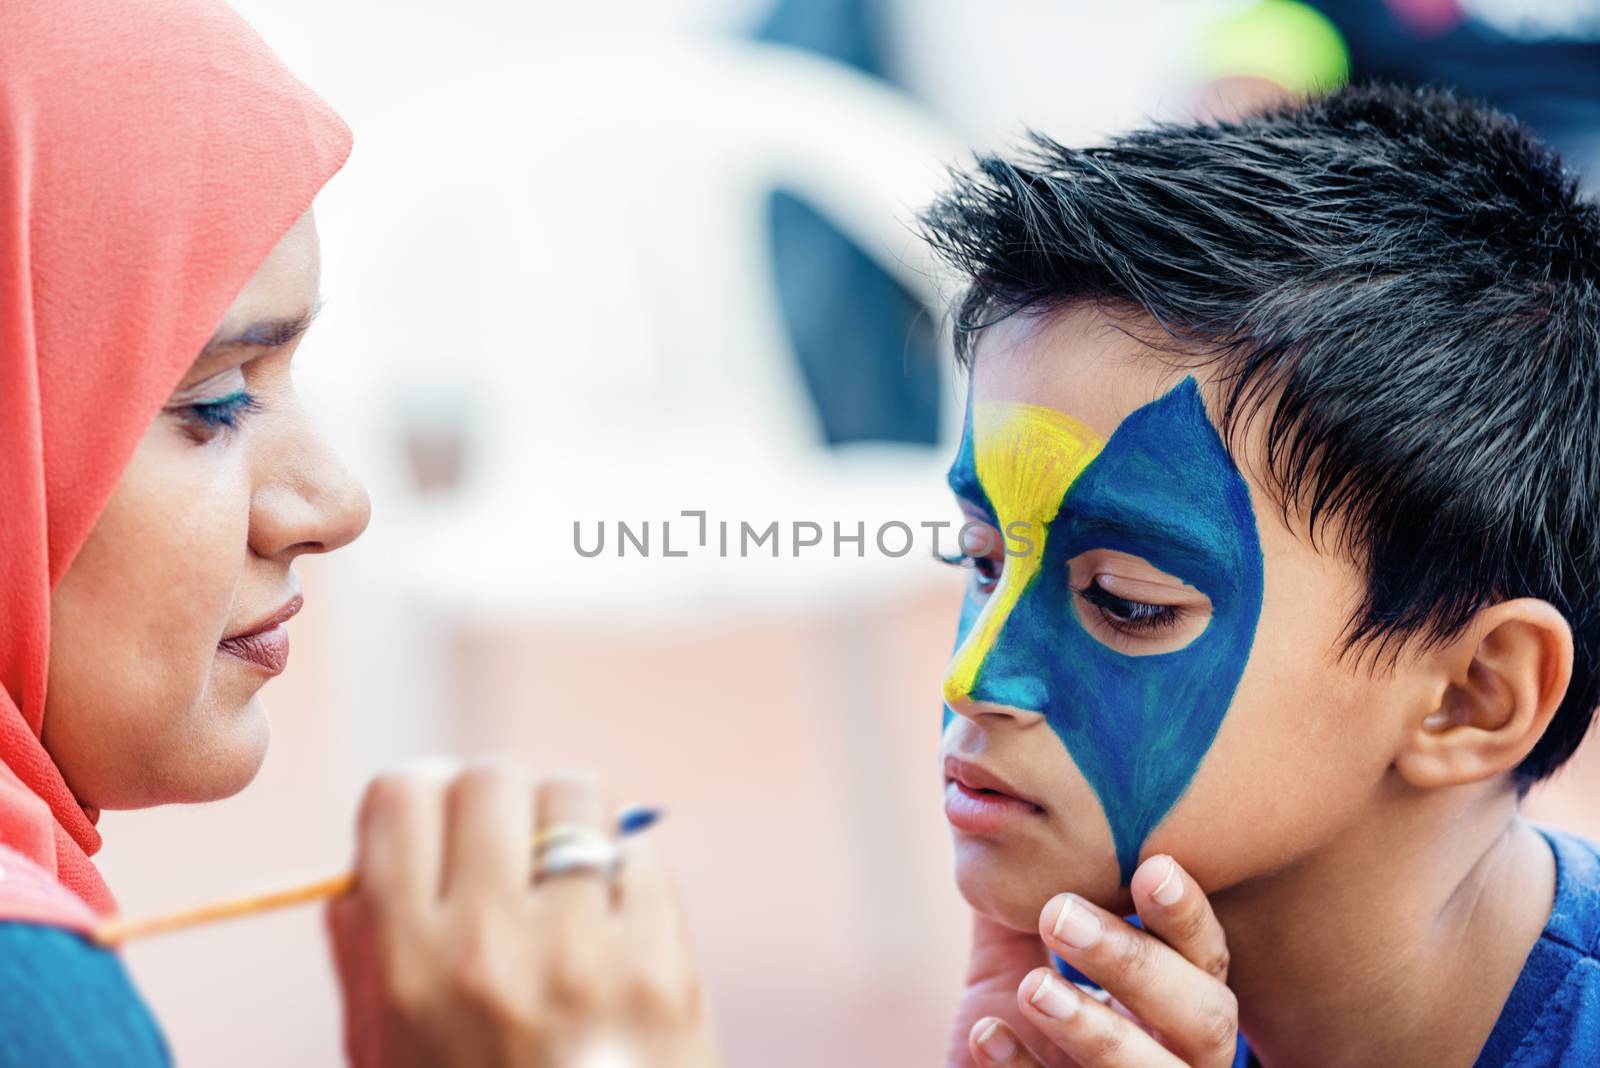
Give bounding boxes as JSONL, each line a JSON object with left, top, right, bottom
{"left": 92, "top": 806, "right": 660, "bottom": 946}
{"left": 93, "top": 871, "right": 354, "bottom": 946}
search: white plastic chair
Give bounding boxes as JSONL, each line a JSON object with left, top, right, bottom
{"left": 304, "top": 33, "right": 973, "bottom": 786}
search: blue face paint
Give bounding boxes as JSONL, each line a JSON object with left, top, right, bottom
{"left": 944, "top": 377, "right": 1264, "bottom": 882}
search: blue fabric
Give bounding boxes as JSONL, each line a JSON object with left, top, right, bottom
{"left": 1474, "top": 827, "right": 1600, "bottom": 1067}
{"left": 0, "top": 922, "right": 169, "bottom": 1065}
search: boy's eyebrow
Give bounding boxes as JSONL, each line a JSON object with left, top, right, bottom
{"left": 949, "top": 456, "right": 1215, "bottom": 568}
{"left": 199, "top": 300, "right": 323, "bottom": 357}
{"left": 1069, "top": 492, "right": 1220, "bottom": 572}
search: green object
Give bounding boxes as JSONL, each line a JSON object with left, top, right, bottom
{"left": 1204, "top": 0, "right": 1350, "bottom": 95}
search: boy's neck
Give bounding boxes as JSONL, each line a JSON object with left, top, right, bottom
{"left": 1215, "top": 780, "right": 1555, "bottom": 1068}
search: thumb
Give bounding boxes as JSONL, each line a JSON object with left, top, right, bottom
{"left": 969, "top": 1018, "right": 1051, "bottom": 1067}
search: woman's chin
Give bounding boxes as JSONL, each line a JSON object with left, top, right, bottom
{"left": 111, "top": 701, "right": 270, "bottom": 808}
{"left": 187, "top": 749, "right": 268, "bottom": 803}
{"left": 187, "top": 701, "right": 271, "bottom": 801}
{"left": 51, "top": 692, "right": 273, "bottom": 809}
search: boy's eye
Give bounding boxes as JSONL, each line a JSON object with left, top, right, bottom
{"left": 937, "top": 552, "right": 1002, "bottom": 594}
{"left": 1076, "top": 576, "right": 1183, "bottom": 633}
{"left": 938, "top": 516, "right": 1006, "bottom": 595}
{"left": 175, "top": 389, "right": 261, "bottom": 436}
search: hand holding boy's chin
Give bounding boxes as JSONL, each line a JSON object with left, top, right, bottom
{"left": 962, "top": 856, "right": 1241, "bottom": 1068}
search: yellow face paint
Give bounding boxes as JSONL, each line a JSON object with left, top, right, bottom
{"left": 943, "top": 401, "right": 1104, "bottom": 706}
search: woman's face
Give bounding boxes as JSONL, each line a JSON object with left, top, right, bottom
{"left": 44, "top": 210, "right": 370, "bottom": 809}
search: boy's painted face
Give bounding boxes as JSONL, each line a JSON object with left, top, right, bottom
{"left": 942, "top": 306, "right": 1409, "bottom": 929}
{"left": 945, "top": 375, "right": 1264, "bottom": 883}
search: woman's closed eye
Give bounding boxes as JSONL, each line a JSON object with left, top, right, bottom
{"left": 165, "top": 363, "right": 263, "bottom": 442}
{"left": 183, "top": 389, "right": 261, "bottom": 431}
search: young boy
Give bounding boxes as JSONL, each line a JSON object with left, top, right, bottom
{"left": 923, "top": 84, "right": 1600, "bottom": 1067}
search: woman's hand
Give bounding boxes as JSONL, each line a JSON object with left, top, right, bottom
{"left": 326, "top": 760, "right": 719, "bottom": 1068}
{"left": 963, "top": 856, "right": 1240, "bottom": 1067}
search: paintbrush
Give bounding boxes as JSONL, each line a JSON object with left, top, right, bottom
{"left": 92, "top": 806, "right": 662, "bottom": 947}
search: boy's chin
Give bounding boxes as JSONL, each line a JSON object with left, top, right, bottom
{"left": 955, "top": 846, "right": 1065, "bottom": 931}
{"left": 953, "top": 837, "right": 1127, "bottom": 929}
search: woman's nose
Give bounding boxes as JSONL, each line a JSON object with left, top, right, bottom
{"left": 250, "top": 427, "right": 371, "bottom": 560}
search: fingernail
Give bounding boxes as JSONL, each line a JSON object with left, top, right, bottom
{"left": 1028, "top": 973, "right": 1079, "bottom": 1020}
{"left": 976, "top": 1019, "right": 1017, "bottom": 1062}
{"left": 1048, "top": 894, "right": 1101, "bottom": 949}
{"left": 1151, "top": 856, "right": 1185, "bottom": 907}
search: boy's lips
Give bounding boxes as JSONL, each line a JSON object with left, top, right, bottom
{"left": 943, "top": 756, "right": 1045, "bottom": 834}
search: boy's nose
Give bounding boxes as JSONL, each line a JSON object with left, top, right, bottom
{"left": 943, "top": 688, "right": 1047, "bottom": 727}
{"left": 944, "top": 600, "right": 1050, "bottom": 724}
{"left": 945, "top": 541, "right": 1062, "bottom": 723}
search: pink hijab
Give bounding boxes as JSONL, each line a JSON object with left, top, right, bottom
{"left": 0, "top": 0, "right": 351, "bottom": 919}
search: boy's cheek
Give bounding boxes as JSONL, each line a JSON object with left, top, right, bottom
{"left": 1140, "top": 617, "right": 1407, "bottom": 893}
{"left": 1123, "top": 498, "right": 1401, "bottom": 892}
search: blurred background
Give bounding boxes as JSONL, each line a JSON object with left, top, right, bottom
{"left": 92, "top": 1, "right": 1600, "bottom": 1064}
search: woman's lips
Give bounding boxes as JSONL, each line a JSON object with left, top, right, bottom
{"left": 219, "top": 593, "right": 300, "bottom": 676}
{"left": 943, "top": 774, "right": 1044, "bottom": 834}
{"left": 218, "top": 626, "right": 289, "bottom": 675}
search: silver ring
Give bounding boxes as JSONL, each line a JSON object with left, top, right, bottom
{"left": 536, "top": 822, "right": 603, "bottom": 852}
{"left": 533, "top": 831, "right": 622, "bottom": 882}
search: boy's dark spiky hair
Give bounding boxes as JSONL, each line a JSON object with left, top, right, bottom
{"left": 920, "top": 83, "right": 1600, "bottom": 784}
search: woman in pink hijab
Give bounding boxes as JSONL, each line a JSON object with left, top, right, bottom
{"left": 0, "top": 1, "right": 716, "bottom": 1063}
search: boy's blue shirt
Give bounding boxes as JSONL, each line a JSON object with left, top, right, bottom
{"left": 1058, "top": 826, "right": 1600, "bottom": 1067}
{"left": 1472, "top": 826, "right": 1600, "bottom": 1067}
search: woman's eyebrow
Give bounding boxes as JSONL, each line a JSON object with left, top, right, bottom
{"left": 200, "top": 300, "right": 323, "bottom": 357}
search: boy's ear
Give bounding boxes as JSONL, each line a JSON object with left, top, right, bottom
{"left": 1394, "top": 599, "right": 1574, "bottom": 789}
